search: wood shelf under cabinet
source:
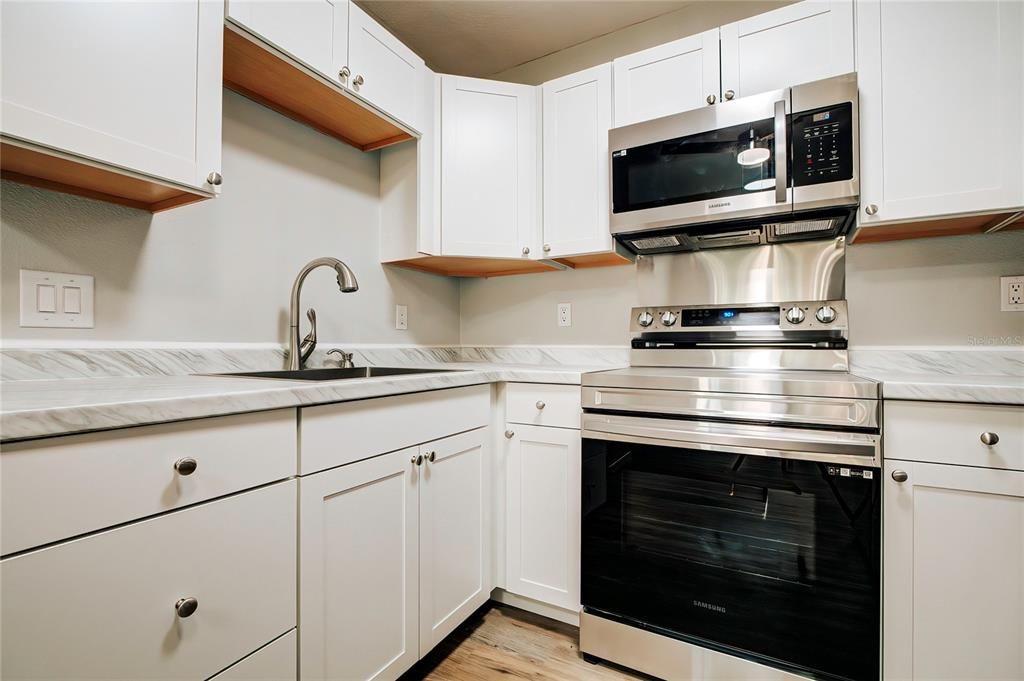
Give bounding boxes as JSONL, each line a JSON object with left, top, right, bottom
{"left": 385, "top": 251, "right": 632, "bottom": 278}
{"left": 222, "top": 26, "right": 413, "bottom": 153}
{"left": 0, "top": 141, "right": 211, "bottom": 212}
{"left": 852, "top": 210, "right": 1024, "bottom": 244}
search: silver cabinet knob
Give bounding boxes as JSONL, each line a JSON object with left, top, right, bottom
{"left": 724, "top": 89, "right": 735, "bottom": 100}
{"left": 175, "top": 597, "right": 199, "bottom": 618}
{"left": 536, "top": 401, "right": 546, "bottom": 410}
{"left": 785, "top": 307, "right": 805, "bottom": 324}
{"left": 815, "top": 305, "right": 837, "bottom": 324}
{"left": 174, "top": 457, "right": 197, "bottom": 476}
{"left": 980, "top": 432, "right": 1000, "bottom": 446}
{"left": 206, "top": 172, "right": 222, "bottom": 186}
{"left": 637, "top": 311, "right": 654, "bottom": 327}
{"left": 543, "top": 244, "right": 551, "bottom": 252}
{"left": 864, "top": 204, "right": 879, "bottom": 216}
{"left": 891, "top": 470, "right": 908, "bottom": 483}
{"left": 706, "top": 94, "right": 717, "bottom": 105}
{"left": 427, "top": 450, "right": 436, "bottom": 463}
{"left": 352, "top": 74, "right": 364, "bottom": 86}
{"left": 411, "top": 454, "right": 423, "bottom": 466}
{"left": 522, "top": 247, "right": 530, "bottom": 256}
{"left": 504, "top": 430, "right": 515, "bottom": 439}
{"left": 339, "top": 65, "right": 350, "bottom": 81}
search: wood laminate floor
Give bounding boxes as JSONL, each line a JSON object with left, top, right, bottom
{"left": 400, "top": 604, "right": 653, "bottom": 680}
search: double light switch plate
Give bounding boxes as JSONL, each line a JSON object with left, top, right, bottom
{"left": 19, "top": 269, "right": 95, "bottom": 328}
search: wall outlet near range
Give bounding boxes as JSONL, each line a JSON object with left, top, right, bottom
{"left": 395, "top": 304, "right": 408, "bottom": 330}
{"left": 557, "top": 302, "right": 572, "bottom": 327}
{"left": 1001, "top": 276, "right": 1024, "bottom": 311}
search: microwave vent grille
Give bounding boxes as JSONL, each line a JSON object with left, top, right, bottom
{"left": 768, "top": 218, "right": 844, "bottom": 236}
{"left": 629, "top": 235, "right": 683, "bottom": 250}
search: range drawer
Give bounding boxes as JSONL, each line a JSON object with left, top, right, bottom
{"left": 506, "top": 383, "right": 581, "bottom": 429}
{"left": 1, "top": 481, "right": 297, "bottom": 680}
{"left": 1, "top": 409, "right": 296, "bottom": 555}
{"left": 885, "top": 401, "right": 1023, "bottom": 471}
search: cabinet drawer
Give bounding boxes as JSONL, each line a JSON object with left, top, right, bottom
{"left": 506, "top": 383, "right": 581, "bottom": 429}
{"left": 300, "top": 384, "right": 489, "bottom": 475}
{"left": 885, "top": 401, "right": 1023, "bottom": 470}
{"left": 211, "top": 629, "right": 297, "bottom": 681}
{"left": 1, "top": 409, "right": 296, "bottom": 555}
{"left": 1, "top": 481, "right": 297, "bottom": 680}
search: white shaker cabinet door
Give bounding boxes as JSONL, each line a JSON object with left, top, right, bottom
{"left": 613, "top": 29, "right": 721, "bottom": 127}
{"left": 542, "top": 64, "right": 614, "bottom": 259}
{"left": 505, "top": 424, "right": 581, "bottom": 611}
{"left": 720, "top": 0, "right": 854, "bottom": 100}
{"left": 1, "top": 0, "right": 222, "bottom": 192}
{"left": 857, "top": 0, "right": 1024, "bottom": 225}
{"left": 419, "top": 429, "right": 491, "bottom": 655}
{"left": 884, "top": 461, "right": 1024, "bottom": 680}
{"left": 227, "top": 0, "right": 340, "bottom": 78}
{"left": 440, "top": 76, "right": 540, "bottom": 259}
{"left": 299, "top": 449, "right": 420, "bottom": 681}
{"left": 348, "top": 2, "right": 426, "bottom": 131}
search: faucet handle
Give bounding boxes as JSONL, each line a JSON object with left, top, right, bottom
{"left": 299, "top": 307, "right": 317, "bottom": 365}
{"left": 327, "top": 349, "right": 355, "bottom": 369}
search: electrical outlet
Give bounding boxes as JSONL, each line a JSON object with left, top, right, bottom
{"left": 1001, "top": 276, "right": 1024, "bottom": 312}
{"left": 395, "top": 304, "right": 408, "bottom": 330}
{"left": 557, "top": 302, "right": 572, "bottom": 327}
{"left": 20, "top": 269, "right": 95, "bottom": 328}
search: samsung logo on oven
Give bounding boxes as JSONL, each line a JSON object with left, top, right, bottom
{"left": 705, "top": 200, "right": 733, "bottom": 213}
{"left": 693, "top": 600, "right": 727, "bottom": 614}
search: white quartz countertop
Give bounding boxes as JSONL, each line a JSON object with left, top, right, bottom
{"left": 0, "top": 362, "right": 611, "bottom": 442}
{"left": 852, "top": 369, "right": 1024, "bottom": 406}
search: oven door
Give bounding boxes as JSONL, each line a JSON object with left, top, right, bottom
{"left": 581, "top": 415, "right": 880, "bottom": 681}
{"left": 609, "top": 88, "right": 793, "bottom": 236}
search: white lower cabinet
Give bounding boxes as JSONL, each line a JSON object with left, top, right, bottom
{"left": 211, "top": 630, "right": 298, "bottom": 681}
{"left": 299, "top": 428, "right": 490, "bottom": 680}
{"left": 505, "top": 423, "right": 581, "bottom": 611}
{"left": 884, "top": 460, "right": 1024, "bottom": 680}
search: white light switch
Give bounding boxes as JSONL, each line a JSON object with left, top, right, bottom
{"left": 20, "top": 269, "right": 94, "bottom": 328}
{"left": 395, "top": 305, "right": 408, "bottom": 330}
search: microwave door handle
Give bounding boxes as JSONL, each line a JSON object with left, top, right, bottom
{"left": 774, "top": 99, "right": 788, "bottom": 204}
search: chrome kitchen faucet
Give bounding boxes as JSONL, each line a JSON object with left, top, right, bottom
{"left": 288, "top": 257, "right": 359, "bottom": 370}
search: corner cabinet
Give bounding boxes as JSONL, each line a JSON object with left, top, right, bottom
{"left": 299, "top": 428, "right": 491, "bottom": 681}
{"left": 855, "top": 0, "right": 1024, "bottom": 238}
{"left": 0, "top": 0, "right": 222, "bottom": 211}
{"left": 227, "top": 0, "right": 342, "bottom": 78}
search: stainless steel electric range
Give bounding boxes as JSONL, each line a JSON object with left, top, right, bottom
{"left": 579, "top": 240, "right": 880, "bottom": 681}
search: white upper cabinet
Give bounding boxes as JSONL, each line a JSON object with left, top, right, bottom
{"left": 440, "top": 76, "right": 539, "bottom": 259}
{"left": 856, "top": 0, "right": 1024, "bottom": 224}
{"left": 542, "top": 64, "right": 614, "bottom": 258}
{"left": 720, "top": 0, "right": 854, "bottom": 100}
{"left": 227, "top": 0, "right": 341, "bottom": 77}
{"left": 613, "top": 29, "right": 721, "bottom": 127}
{"left": 1, "top": 0, "right": 222, "bottom": 192}
{"left": 347, "top": 3, "right": 426, "bottom": 132}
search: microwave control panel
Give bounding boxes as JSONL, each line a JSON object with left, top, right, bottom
{"left": 791, "top": 101, "right": 854, "bottom": 187}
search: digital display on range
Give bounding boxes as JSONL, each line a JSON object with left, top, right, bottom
{"left": 681, "top": 307, "right": 780, "bottom": 326}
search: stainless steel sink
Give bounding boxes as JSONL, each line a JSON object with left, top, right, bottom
{"left": 212, "top": 367, "right": 462, "bottom": 381}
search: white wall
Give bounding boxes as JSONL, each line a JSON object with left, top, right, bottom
{"left": 1, "top": 90, "right": 460, "bottom": 345}
{"left": 460, "top": 231, "right": 1024, "bottom": 347}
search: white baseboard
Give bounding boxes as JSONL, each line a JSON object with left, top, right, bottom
{"left": 490, "top": 588, "right": 580, "bottom": 627}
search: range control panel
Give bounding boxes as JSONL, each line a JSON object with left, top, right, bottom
{"left": 630, "top": 300, "right": 849, "bottom": 333}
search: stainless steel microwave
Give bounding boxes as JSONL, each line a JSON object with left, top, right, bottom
{"left": 609, "top": 73, "right": 859, "bottom": 255}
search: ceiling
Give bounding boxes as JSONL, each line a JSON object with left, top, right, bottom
{"left": 357, "top": 1, "right": 693, "bottom": 78}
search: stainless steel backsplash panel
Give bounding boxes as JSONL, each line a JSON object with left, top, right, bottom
{"left": 634, "top": 238, "right": 845, "bottom": 306}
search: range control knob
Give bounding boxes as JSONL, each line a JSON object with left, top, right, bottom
{"left": 785, "top": 307, "right": 805, "bottom": 324}
{"left": 660, "top": 310, "right": 678, "bottom": 326}
{"left": 637, "top": 311, "right": 655, "bottom": 327}
{"left": 815, "top": 305, "right": 838, "bottom": 324}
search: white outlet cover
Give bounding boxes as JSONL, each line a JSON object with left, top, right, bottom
{"left": 395, "top": 304, "right": 408, "bottom": 330}
{"left": 1002, "top": 275, "right": 1024, "bottom": 312}
{"left": 557, "top": 302, "right": 572, "bottom": 327}
{"left": 20, "top": 269, "right": 95, "bottom": 328}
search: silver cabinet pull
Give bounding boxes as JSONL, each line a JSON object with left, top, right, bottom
{"left": 522, "top": 247, "right": 530, "bottom": 256}
{"left": 891, "top": 470, "right": 908, "bottom": 483}
{"left": 206, "top": 172, "right": 222, "bottom": 186}
{"left": 864, "top": 204, "right": 879, "bottom": 216}
{"left": 175, "top": 597, "right": 198, "bottom": 618}
{"left": 352, "top": 74, "right": 364, "bottom": 86}
{"left": 724, "top": 89, "right": 735, "bottom": 100}
{"left": 543, "top": 244, "right": 551, "bottom": 252}
{"left": 427, "top": 451, "right": 436, "bottom": 463}
{"left": 980, "top": 432, "right": 1000, "bottom": 446}
{"left": 773, "top": 99, "right": 787, "bottom": 204}
{"left": 536, "top": 401, "right": 546, "bottom": 410}
{"left": 413, "top": 454, "right": 424, "bottom": 466}
{"left": 338, "top": 65, "right": 350, "bottom": 81}
{"left": 504, "top": 430, "right": 515, "bottom": 439}
{"left": 174, "top": 458, "right": 197, "bottom": 476}
{"left": 706, "top": 94, "right": 716, "bottom": 105}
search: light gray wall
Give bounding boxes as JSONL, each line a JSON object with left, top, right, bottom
{"left": 1, "top": 90, "right": 460, "bottom": 345}
{"left": 460, "top": 232, "right": 1024, "bottom": 347}
{"left": 493, "top": 0, "right": 793, "bottom": 85}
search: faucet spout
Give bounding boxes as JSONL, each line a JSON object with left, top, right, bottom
{"left": 288, "top": 257, "right": 359, "bottom": 371}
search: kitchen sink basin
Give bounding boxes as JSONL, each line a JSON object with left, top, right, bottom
{"left": 212, "top": 367, "right": 463, "bottom": 381}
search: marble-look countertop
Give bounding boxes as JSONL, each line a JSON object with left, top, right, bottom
{"left": 0, "top": 361, "right": 615, "bottom": 443}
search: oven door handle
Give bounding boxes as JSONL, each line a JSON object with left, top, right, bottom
{"left": 582, "top": 413, "right": 880, "bottom": 468}
{"left": 774, "top": 98, "right": 788, "bottom": 204}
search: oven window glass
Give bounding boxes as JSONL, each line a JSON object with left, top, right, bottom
{"left": 581, "top": 438, "right": 880, "bottom": 681}
{"left": 611, "top": 117, "right": 782, "bottom": 213}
